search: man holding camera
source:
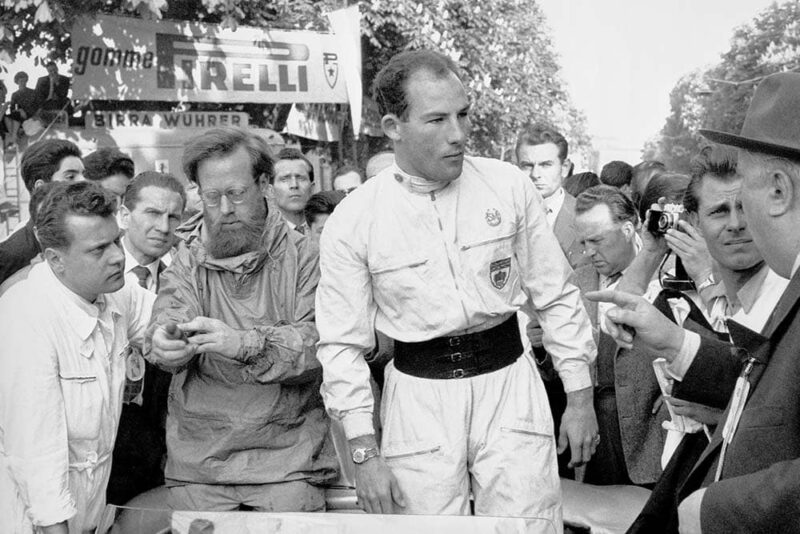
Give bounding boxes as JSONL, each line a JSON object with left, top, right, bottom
{"left": 589, "top": 72, "right": 800, "bottom": 532}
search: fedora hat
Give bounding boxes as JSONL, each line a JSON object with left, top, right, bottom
{"left": 700, "top": 72, "right": 800, "bottom": 160}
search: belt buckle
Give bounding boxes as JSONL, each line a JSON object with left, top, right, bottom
{"left": 450, "top": 352, "right": 463, "bottom": 362}
{"left": 449, "top": 336, "right": 461, "bottom": 347}
{"left": 451, "top": 368, "right": 466, "bottom": 379}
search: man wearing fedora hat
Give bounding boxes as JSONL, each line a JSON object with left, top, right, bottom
{"left": 585, "top": 71, "right": 800, "bottom": 533}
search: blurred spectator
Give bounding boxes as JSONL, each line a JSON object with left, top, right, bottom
{"left": 83, "top": 147, "right": 135, "bottom": 206}
{"left": 0, "top": 81, "right": 9, "bottom": 148}
{"left": 331, "top": 164, "right": 364, "bottom": 194}
{"left": 631, "top": 160, "right": 666, "bottom": 211}
{"left": 365, "top": 150, "right": 394, "bottom": 178}
{"left": 6, "top": 72, "right": 41, "bottom": 149}
{"left": 0, "top": 140, "right": 84, "bottom": 285}
{"left": 600, "top": 160, "right": 634, "bottom": 195}
{"left": 563, "top": 171, "right": 600, "bottom": 198}
{"left": 35, "top": 61, "right": 71, "bottom": 113}
{"left": 304, "top": 190, "right": 345, "bottom": 247}
{"left": 0, "top": 181, "right": 154, "bottom": 533}
{"left": 269, "top": 148, "right": 314, "bottom": 235}
{"left": 146, "top": 127, "right": 336, "bottom": 512}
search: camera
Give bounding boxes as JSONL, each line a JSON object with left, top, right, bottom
{"left": 647, "top": 203, "right": 685, "bottom": 236}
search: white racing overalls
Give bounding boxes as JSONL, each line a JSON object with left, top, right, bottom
{"left": 316, "top": 157, "right": 596, "bottom": 527}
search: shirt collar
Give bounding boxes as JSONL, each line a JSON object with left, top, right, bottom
{"left": 391, "top": 162, "right": 456, "bottom": 195}
{"left": 542, "top": 187, "right": 565, "bottom": 215}
{"left": 792, "top": 251, "right": 800, "bottom": 278}
{"left": 736, "top": 263, "right": 771, "bottom": 315}
{"left": 40, "top": 262, "right": 121, "bottom": 340}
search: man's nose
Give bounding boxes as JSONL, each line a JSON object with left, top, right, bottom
{"left": 219, "top": 194, "right": 235, "bottom": 215}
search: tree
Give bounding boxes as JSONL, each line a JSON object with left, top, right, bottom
{"left": 0, "top": 0, "right": 591, "bottom": 160}
{"left": 646, "top": 0, "right": 800, "bottom": 171}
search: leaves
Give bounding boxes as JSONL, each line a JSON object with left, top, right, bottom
{"left": 1, "top": 0, "right": 589, "bottom": 160}
{"left": 649, "top": 0, "right": 800, "bottom": 171}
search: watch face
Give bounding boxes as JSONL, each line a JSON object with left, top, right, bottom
{"left": 353, "top": 450, "right": 365, "bottom": 463}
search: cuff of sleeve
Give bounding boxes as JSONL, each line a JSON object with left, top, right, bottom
{"left": 560, "top": 368, "right": 594, "bottom": 393}
{"left": 7, "top": 453, "right": 76, "bottom": 527}
{"left": 240, "top": 329, "right": 266, "bottom": 364}
{"left": 342, "top": 412, "right": 376, "bottom": 440}
{"left": 667, "top": 330, "right": 700, "bottom": 381}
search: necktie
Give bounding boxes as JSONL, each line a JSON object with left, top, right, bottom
{"left": 48, "top": 78, "right": 55, "bottom": 100}
{"left": 131, "top": 265, "right": 150, "bottom": 289}
{"left": 295, "top": 224, "right": 306, "bottom": 235}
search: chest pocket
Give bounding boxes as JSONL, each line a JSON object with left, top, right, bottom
{"left": 58, "top": 343, "right": 116, "bottom": 441}
{"left": 460, "top": 232, "right": 520, "bottom": 305}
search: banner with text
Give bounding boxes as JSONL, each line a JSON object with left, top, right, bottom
{"left": 86, "top": 111, "right": 249, "bottom": 129}
{"left": 72, "top": 15, "right": 350, "bottom": 103}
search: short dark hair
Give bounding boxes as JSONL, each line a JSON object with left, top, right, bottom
{"left": 83, "top": 148, "right": 135, "bottom": 182}
{"left": 182, "top": 126, "right": 274, "bottom": 186}
{"left": 20, "top": 139, "right": 82, "bottom": 193}
{"left": 28, "top": 182, "right": 58, "bottom": 224}
{"left": 684, "top": 144, "right": 739, "bottom": 215}
{"left": 332, "top": 164, "right": 363, "bottom": 186}
{"left": 14, "top": 71, "right": 28, "bottom": 84}
{"left": 600, "top": 161, "right": 634, "bottom": 188}
{"left": 304, "top": 190, "right": 346, "bottom": 226}
{"left": 273, "top": 147, "right": 314, "bottom": 183}
{"left": 45, "top": 61, "right": 57, "bottom": 69}
{"left": 372, "top": 49, "right": 461, "bottom": 119}
{"left": 563, "top": 171, "right": 600, "bottom": 197}
{"left": 123, "top": 171, "right": 187, "bottom": 212}
{"left": 631, "top": 160, "right": 666, "bottom": 211}
{"left": 515, "top": 124, "right": 569, "bottom": 161}
{"left": 639, "top": 173, "right": 690, "bottom": 222}
{"left": 36, "top": 181, "right": 117, "bottom": 250}
{"left": 575, "top": 184, "right": 638, "bottom": 226}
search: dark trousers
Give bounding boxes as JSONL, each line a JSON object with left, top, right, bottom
{"left": 584, "top": 389, "right": 633, "bottom": 485}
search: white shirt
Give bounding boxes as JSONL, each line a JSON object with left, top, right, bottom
{"left": 0, "top": 262, "right": 154, "bottom": 532}
{"left": 669, "top": 265, "right": 789, "bottom": 380}
{"left": 316, "top": 157, "right": 596, "bottom": 439}
{"left": 542, "top": 187, "right": 566, "bottom": 228}
{"left": 122, "top": 238, "right": 171, "bottom": 293}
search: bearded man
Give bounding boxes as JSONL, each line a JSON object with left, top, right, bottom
{"left": 145, "top": 127, "right": 336, "bottom": 512}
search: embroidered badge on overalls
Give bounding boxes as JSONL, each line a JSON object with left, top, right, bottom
{"left": 490, "top": 257, "right": 511, "bottom": 289}
{"left": 485, "top": 208, "right": 501, "bottom": 226}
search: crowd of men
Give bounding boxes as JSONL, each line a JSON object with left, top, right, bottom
{"left": 0, "top": 48, "right": 799, "bottom": 534}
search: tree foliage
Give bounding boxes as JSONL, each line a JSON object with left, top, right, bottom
{"left": 0, "top": 0, "right": 590, "bottom": 159}
{"left": 645, "top": 0, "right": 800, "bottom": 171}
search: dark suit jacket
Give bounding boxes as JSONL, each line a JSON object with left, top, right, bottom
{"left": 675, "top": 268, "right": 800, "bottom": 532}
{"left": 35, "top": 74, "right": 70, "bottom": 109}
{"left": 553, "top": 192, "right": 591, "bottom": 270}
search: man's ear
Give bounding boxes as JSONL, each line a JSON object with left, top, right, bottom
{"left": 767, "top": 168, "right": 793, "bottom": 217}
{"left": 43, "top": 247, "right": 64, "bottom": 275}
{"left": 118, "top": 204, "right": 131, "bottom": 230}
{"left": 621, "top": 220, "right": 635, "bottom": 240}
{"left": 258, "top": 174, "right": 269, "bottom": 196}
{"left": 381, "top": 114, "right": 403, "bottom": 142}
{"left": 561, "top": 159, "right": 572, "bottom": 180}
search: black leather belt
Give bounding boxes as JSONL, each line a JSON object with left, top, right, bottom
{"left": 393, "top": 315, "right": 523, "bottom": 379}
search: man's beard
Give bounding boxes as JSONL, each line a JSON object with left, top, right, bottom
{"left": 206, "top": 205, "right": 267, "bottom": 259}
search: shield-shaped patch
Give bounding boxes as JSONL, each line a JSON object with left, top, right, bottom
{"left": 323, "top": 52, "right": 339, "bottom": 88}
{"left": 490, "top": 257, "right": 511, "bottom": 289}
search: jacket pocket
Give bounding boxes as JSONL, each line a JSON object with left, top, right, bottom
{"left": 59, "top": 374, "right": 102, "bottom": 440}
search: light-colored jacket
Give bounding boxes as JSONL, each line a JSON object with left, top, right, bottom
{"left": 316, "top": 157, "right": 597, "bottom": 439}
{"left": 145, "top": 206, "right": 336, "bottom": 485}
{"left": 0, "top": 262, "right": 153, "bottom": 533}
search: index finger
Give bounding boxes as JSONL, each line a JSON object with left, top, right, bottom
{"left": 584, "top": 289, "right": 640, "bottom": 308}
{"left": 179, "top": 316, "right": 212, "bottom": 333}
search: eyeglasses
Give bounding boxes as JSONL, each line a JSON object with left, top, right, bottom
{"left": 200, "top": 186, "right": 251, "bottom": 207}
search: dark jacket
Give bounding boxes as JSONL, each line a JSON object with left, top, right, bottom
{"left": 675, "top": 269, "right": 800, "bottom": 533}
{"left": 0, "top": 220, "right": 40, "bottom": 286}
{"left": 145, "top": 206, "right": 336, "bottom": 486}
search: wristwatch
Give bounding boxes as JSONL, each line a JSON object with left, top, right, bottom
{"left": 697, "top": 272, "right": 717, "bottom": 291}
{"left": 351, "top": 447, "right": 380, "bottom": 464}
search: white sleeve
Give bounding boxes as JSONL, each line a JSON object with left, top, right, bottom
{"left": 0, "top": 299, "right": 76, "bottom": 526}
{"left": 315, "top": 210, "right": 378, "bottom": 440}
{"left": 516, "top": 175, "right": 596, "bottom": 392}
